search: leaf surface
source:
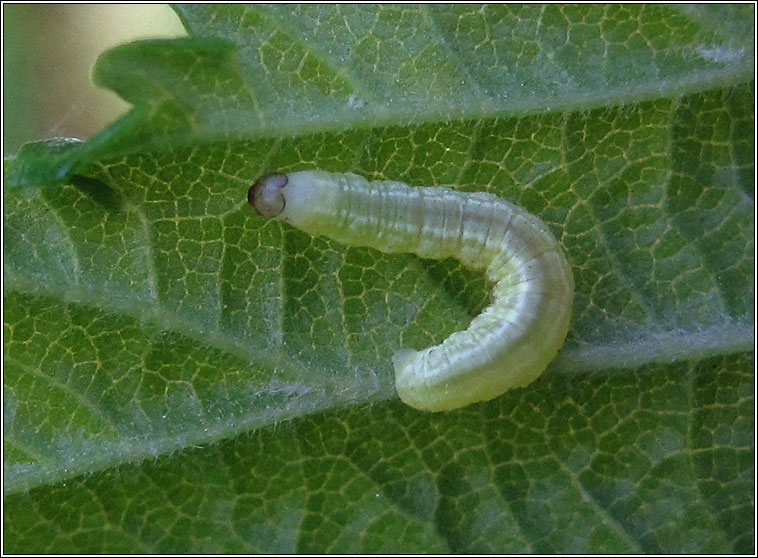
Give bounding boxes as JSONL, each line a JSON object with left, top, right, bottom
{"left": 3, "top": 4, "right": 754, "bottom": 553}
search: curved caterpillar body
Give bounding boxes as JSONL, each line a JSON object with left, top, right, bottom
{"left": 248, "top": 170, "right": 574, "bottom": 412}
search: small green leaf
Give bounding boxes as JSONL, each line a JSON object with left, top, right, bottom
{"left": 5, "top": 138, "right": 84, "bottom": 188}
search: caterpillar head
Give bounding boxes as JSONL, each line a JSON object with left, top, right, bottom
{"left": 248, "top": 172, "right": 287, "bottom": 217}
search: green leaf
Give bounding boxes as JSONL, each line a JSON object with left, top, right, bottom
{"left": 3, "top": 4, "right": 754, "bottom": 553}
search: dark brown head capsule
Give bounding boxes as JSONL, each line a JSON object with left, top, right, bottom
{"left": 248, "top": 172, "right": 288, "bottom": 218}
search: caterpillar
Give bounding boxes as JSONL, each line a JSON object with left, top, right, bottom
{"left": 248, "top": 170, "right": 574, "bottom": 412}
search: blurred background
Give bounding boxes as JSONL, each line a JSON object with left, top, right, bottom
{"left": 3, "top": 4, "right": 186, "bottom": 155}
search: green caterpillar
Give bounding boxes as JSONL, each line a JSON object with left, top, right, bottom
{"left": 249, "top": 170, "right": 574, "bottom": 412}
